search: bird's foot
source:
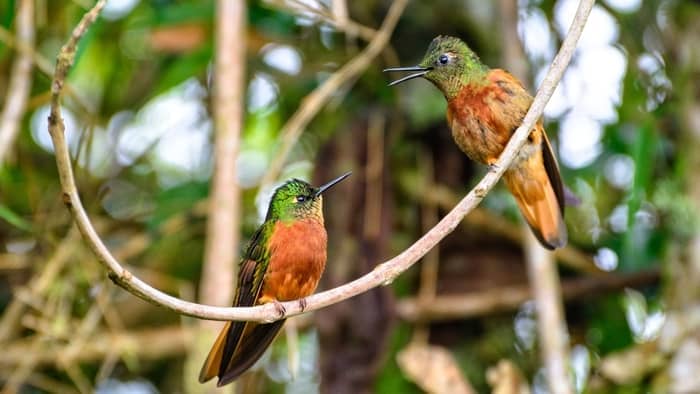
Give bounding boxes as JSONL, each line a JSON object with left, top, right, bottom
{"left": 272, "top": 300, "right": 286, "bottom": 319}
{"left": 487, "top": 162, "right": 500, "bottom": 172}
{"left": 298, "top": 297, "right": 307, "bottom": 312}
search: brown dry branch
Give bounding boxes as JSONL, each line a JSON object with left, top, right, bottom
{"left": 363, "top": 112, "right": 385, "bottom": 239}
{"left": 258, "top": 0, "right": 408, "bottom": 189}
{"left": 0, "top": 254, "right": 29, "bottom": 270}
{"left": 523, "top": 231, "right": 571, "bottom": 394}
{"left": 284, "top": 318, "right": 301, "bottom": 379}
{"left": 331, "top": 0, "right": 351, "bottom": 37}
{"left": 0, "top": 227, "right": 80, "bottom": 343}
{"left": 2, "top": 335, "right": 45, "bottom": 394}
{"left": 0, "top": 22, "right": 92, "bottom": 116}
{"left": 397, "top": 343, "right": 476, "bottom": 394}
{"left": 0, "top": 326, "right": 193, "bottom": 367}
{"left": 47, "top": 0, "right": 595, "bottom": 323}
{"left": 498, "top": 0, "right": 529, "bottom": 83}
{"left": 499, "top": 6, "right": 573, "bottom": 386}
{"left": 412, "top": 151, "right": 440, "bottom": 345}
{"left": 0, "top": 26, "right": 51, "bottom": 75}
{"left": 396, "top": 268, "right": 658, "bottom": 322}
{"left": 199, "top": 0, "right": 245, "bottom": 312}
{"left": 0, "top": 0, "right": 34, "bottom": 165}
{"left": 188, "top": 2, "right": 245, "bottom": 391}
{"left": 487, "top": 360, "right": 531, "bottom": 394}
{"left": 59, "top": 283, "right": 115, "bottom": 371}
{"left": 0, "top": 372, "right": 80, "bottom": 394}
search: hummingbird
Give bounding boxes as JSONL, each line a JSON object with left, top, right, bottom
{"left": 199, "top": 172, "right": 351, "bottom": 386}
{"left": 384, "top": 35, "right": 567, "bottom": 249}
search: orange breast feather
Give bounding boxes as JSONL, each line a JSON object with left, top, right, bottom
{"left": 261, "top": 219, "right": 327, "bottom": 302}
{"left": 446, "top": 69, "right": 533, "bottom": 165}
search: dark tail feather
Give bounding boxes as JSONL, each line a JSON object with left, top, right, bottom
{"left": 199, "top": 321, "right": 231, "bottom": 383}
{"left": 535, "top": 131, "right": 567, "bottom": 249}
{"left": 217, "top": 320, "right": 286, "bottom": 386}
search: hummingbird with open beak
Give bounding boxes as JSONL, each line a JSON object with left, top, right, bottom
{"left": 385, "top": 36, "right": 566, "bottom": 249}
{"left": 199, "top": 172, "right": 351, "bottom": 386}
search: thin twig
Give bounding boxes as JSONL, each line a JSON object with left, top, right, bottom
{"left": 265, "top": 0, "right": 376, "bottom": 41}
{"left": 0, "top": 227, "right": 79, "bottom": 343}
{"left": 1, "top": 335, "right": 45, "bottom": 394}
{"left": 0, "top": 0, "right": 34, "bottom": 165}
{"left": 0, "top": 371, "right": 80, "bottom": 394}
{"left": 0, "top": 25, "right": 51, "bottom": 76}
{"left": 0, "top": 23, "right": 92, "bottom": 115}
{"left": 258, "top": 0, "right": 407, "bottom": 190}
{"left": 48, "top": 0, "right": 594, "bottom": 323}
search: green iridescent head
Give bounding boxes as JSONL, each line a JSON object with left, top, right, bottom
{"left": 384, "top": 35, "right": 487, "bottom": 99}
{"left": 266, "top": 172, "right": 351, "bottom": 223}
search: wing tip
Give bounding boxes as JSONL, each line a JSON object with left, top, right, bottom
{"left": 538, "top": 227, "right": 568, "bottom": 250}
{"left": 198, "top": 373, "right": 212, "bottom": 384}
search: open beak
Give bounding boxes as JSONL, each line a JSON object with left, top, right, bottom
{"left": 314, "top": 171, "right": 352, "bottom": 198}
{"left": 383, "top": 66, "right": 432, "bottom": 86}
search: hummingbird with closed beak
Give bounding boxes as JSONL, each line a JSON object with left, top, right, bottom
{"left": 385, "top": 36, "right": 567, "bottom": 249}
{"left": 199, "top": 172, "right": 351, "bottom": 386}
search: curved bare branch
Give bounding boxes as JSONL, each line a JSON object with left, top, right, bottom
{"left": 48, "top": 0, "right": 596, "bottom": 323}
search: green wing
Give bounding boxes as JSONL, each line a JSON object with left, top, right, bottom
{"left": 234, "top": 222, "right": 272, "bottom": 309}
{"left": 217, "top": 221, "right": 286, "bottom": 385}
{"left": 199, "top": 221, "right": 276, "bottom": 384}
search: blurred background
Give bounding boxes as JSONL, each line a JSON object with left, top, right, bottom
{"left": 0, "top": 0, "right": 698, "bottom": 393}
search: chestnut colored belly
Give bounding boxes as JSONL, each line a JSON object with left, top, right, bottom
{"left": 446, "top": 71, "right": 532, "bottom": 166}
{"left": 447, "top": 99, "right": 511, "bottom": 165}
{"left": 448, "top": 108, "right": 507, "bottom": 165}
{"left": 261, "top": 219, "right": 327, "bottom": 302}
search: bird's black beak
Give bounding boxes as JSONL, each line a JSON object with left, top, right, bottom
{"left": 314, "top": 171, "right": 352, "bottom": 198}
{"left": 383, "top": 66, "right": 432, "bottom": 86}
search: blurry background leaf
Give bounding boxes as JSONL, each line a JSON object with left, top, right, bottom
{"left": 0, "top": 203, "right": 31, "bottom": 231}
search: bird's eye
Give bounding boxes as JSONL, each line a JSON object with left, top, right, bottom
{"left": 438, "top": 54, "right": 449, "bottom": 65}
{"left": 296, "top": 195, "right": 307, "bottom": 203}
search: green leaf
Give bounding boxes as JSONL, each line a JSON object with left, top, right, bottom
{"left": 0, "top": 0, "right": 14, "bottom": 30}
{"left": 155, "top": 45, "right": 212, "bottom": 95}
{"left": 0, "top": 204, "right": 32, "bottom": 231}
{"left": 148, "top": 181, "right": 208, "bottom": 229}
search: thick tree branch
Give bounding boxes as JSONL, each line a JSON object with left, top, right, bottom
{"left": 48, "top": 0, "right": 595, "bottom": 323}
{"left": 525, "top": 231, "right": 572, "bottom": 394}
{"left": 500, "top": 1, "right": 573, "bottom": 392}
{"left": 199, "top": 0, "right": 245, "bottom": 315}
